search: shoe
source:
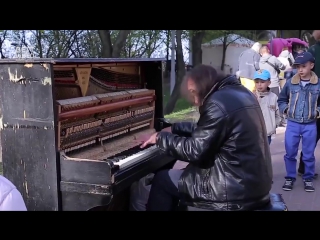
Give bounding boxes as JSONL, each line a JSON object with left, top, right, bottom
{"left": 304, "top": 179, "right": 315, "bottom": 192}
{"left": 282, "top": 178, "right": 295, "bottom": 191}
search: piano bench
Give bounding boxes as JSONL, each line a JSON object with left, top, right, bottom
{"left": 255, "top": 193, "right": 288, "bottom": 211}
{"left": 183, "top": 193, "right": 288, "bottom": 211}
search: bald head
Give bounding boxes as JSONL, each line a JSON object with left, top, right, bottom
{"left": 313, "top": 30, "right": 320, "bottom": 41}
{"left": 260, "top": 46, "right": 270, "bottom": 55}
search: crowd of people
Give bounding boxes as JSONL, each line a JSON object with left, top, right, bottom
{"left": 237, "top": 30, "right": 320, "bottom": 193}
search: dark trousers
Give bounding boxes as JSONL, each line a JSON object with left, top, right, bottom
{"left": 146, "top": 169, "right": 183, "bottom": 211}
{"left": 298, "top": 119, "right": 320, "bottom": 174}
{"left": 268, "top": 136, "right": 272, "bottom": 145}
{"left": 284, "top": 121, "right": 316, "bottom": 180}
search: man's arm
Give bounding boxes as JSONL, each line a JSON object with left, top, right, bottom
{"left": 156, "top": 103, "right": 226, "bottom": 163}
{"left": 274, "top": 57, "right": 286, "bottom": 70}
{"left": 316, "top": 92, "right": 320, "bottom": 117}
{"left": 274, "top": 97, "right": 281, "bottom": 127}
{"left": 253, "top": 52, "right": 260, "bottom": 70}
{"left": 0, "top": 189, "right": 27, "bottom": 211}
{"left": 308, "top": 45, "right": 316, "bottom": 58}
{"left": 308, "top": 45, "right": 317, "bottom": 72}
{"left": 171, "top": 122, "right": 196, "bottom": 137}
{"left": 277, "top": 82, "right": 290, "bottom": 114}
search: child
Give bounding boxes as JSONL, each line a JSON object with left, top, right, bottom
{"left": 278, "top": 52, "right": 320, "bottom": 192}
{"left": 253, "top": 69, "right": 281, "bottom": 145}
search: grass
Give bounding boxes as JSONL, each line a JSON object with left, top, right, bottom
{"left": 165, "top": 107, "right": 195, "bottom": 119}
{"left": 162, "top": 84, "right": 198, "bottom": 122}
{"left": 162, "top": 84, "right": 191, "bottom": 112}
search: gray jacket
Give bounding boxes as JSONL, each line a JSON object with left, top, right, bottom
{"left": 259, "top": 54, "right": 285, "bottom": 88}
{"left": 238, "top": 49, "right": 260, "bottom": 79}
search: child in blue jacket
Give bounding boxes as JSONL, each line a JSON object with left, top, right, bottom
{"left": 278, "top": 52, "right": 320, "bottom": 192}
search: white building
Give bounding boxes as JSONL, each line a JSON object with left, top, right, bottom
{"left": 202, "top": 34, "right": 255, "bottom": 74}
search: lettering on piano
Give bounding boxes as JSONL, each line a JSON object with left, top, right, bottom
{"left": 63, "top": 119, "right": 103, "bottom": 137}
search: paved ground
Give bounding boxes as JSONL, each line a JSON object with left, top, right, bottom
{"left": 174, "top": 126, "right": 320, "bottom": 211}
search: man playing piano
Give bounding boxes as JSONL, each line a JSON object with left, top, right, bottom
{"left": 140, "top": 65, "right": 273, "bottom": 211}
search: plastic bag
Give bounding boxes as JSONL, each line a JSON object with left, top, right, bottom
{"left": 129, "top": 173, "right": 154, "bottom": 211}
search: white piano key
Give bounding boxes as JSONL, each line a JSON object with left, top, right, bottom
{"left": 113, "top": 145, "right": 158, "bottom": 169}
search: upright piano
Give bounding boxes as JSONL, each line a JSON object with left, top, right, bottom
{"left": 0, "top": 58, "right": 175, "bottom": 211}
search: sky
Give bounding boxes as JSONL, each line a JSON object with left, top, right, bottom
{"left": 150, "top": 38, "right": 190, "bottom": 63}
{"left": 2, "top": 31, "right": 191, "bottom": 62}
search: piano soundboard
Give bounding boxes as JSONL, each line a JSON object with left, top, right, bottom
{"left": 57, "top": 89, "right": 157, "bottom": 172}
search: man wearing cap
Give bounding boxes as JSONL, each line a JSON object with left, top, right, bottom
{"left": 253, "top": 69, "right": 280, "bottom": 145}
{"left": 278, "top": 51, "right": 320, "bottom": 192}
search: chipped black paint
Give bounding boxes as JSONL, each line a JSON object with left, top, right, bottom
{"left": 0, "top": 62, "right": 59, "bottom": 211}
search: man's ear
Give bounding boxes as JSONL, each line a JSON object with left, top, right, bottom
{"left": 311, "top": 62, "right": 315, "bottom": 69}
{"left": 267, "top": 80, "right": 271, "bottom": 86}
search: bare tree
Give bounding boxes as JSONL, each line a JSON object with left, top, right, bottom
{"left": 98, "top": 30, "right": 131, "bottom": 57}
{"left": 0, "top": 31, "right": 8, "bottom": 58}
{"left": 164, "top": 30, "right": 186, "bottom": 114}
{"left": 190, "top": 30, "right": 206, "bottom": 67}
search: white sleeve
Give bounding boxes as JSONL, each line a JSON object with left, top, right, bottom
{"left": 0, "top": 189, "right": 27, "bottom": 211}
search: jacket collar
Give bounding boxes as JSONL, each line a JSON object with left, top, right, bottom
{"left": 291, "top": 71, "right": 318, "bottom": 84}
{"left": 255, "top": 88, "right": 270, "bottom": 98}
{"left": 202, "top": 75, "right": 239, "bottom": 104}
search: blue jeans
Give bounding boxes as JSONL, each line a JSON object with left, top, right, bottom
{"left": 284, "top": 120, "right": 317, "bottom": 180}
{"left": 268, "top": 136, "right": 272, "bottom": 145}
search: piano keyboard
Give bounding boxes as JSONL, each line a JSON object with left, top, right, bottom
{"left": 106, "top": 145, "right": 158, "bottom": 169}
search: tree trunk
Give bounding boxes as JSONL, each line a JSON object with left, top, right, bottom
{"left": 98, "top": 30, "right": 113, "bottom": 57}
{"left": 221, "top": 37, "right": 227, "bottom": 71}
{"left": 98, "top": 30, "right": 131, "bottom": 57}
{"left": 166, "top": 30, "right": 170, "bottom": 61}
{"left": 164, "top": 30, "right": 186, "bottom": 115}
{"left": 191, "top": 30, "right": 206, "bottom": 67}
{"left": 112, "top": 30, "right": 131, "bottom": 57}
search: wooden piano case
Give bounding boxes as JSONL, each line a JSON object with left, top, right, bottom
{"left": 0, "top": 58, "right": 175, "bottom": 211}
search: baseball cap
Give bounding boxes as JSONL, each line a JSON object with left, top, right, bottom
{"left": 293, "top": 52, "right": 315, "bottom": 65}
{"left": 253, "top": 69, "right": 271, "bottom": 81}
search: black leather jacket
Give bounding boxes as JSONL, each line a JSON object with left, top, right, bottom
{"left": 156, "top": 75, "right": 273, "bottom": 211}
